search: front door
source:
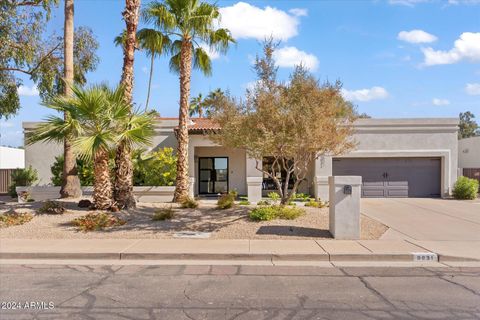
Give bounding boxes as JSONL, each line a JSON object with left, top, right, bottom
{"left": 198, "top": 157, "right": 229, "bottom": 194}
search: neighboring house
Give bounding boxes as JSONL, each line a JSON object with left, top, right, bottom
{"left": 458, "top": 136, "right": 480, "bottom": 184}
{"left": 23, "top": 117, "right": 459, "bottom": 201}
{"left": 0, "top": 146, "right": 25, "bottom": 194}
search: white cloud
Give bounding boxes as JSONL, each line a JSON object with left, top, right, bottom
{"left": 17, "top": 85, "right": 39, "bottom": 97}
{"left": 397, "top": 30, "right": 437, "bottom": 44}
{"left": 448, "top": 0, "right": 480, "bottom": 4}
{"left": 199, "top": 43, "right": 220, "bottom": 60}
{"left": 422, "top": 32, "right": 480, "bottom": 66}
{"left": 341, "top": 87, "right": 389, "bottom": 102}
{"left": 465, "top": 83, "right": 480, "bottom": 95}
{"left": 272, "top": 46, "right": 319, "bottom": 71}
{"left": 0, "top": 121, "right": 14, "bottom": 128}
{"left": 432, "top": 98, "right": 450, "bottom": 106}
{"left": 219, "top": 2, "right": 305, "bottom": 41}
{"left": 289, "top": 8, "right": 308, "bottom": 17}
{"left": 388, "top": 0, "right": 429, "bottom": 6}
{"left": 141, "top": 66, "right": 148, "bottom": 74}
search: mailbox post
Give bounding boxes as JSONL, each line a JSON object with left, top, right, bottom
{"left": 328, "top": 176, "right": 361, "bottom": 239}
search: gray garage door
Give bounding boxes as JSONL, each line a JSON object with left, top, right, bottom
{"left": 332, "top": 158, "right": 441, "bottom": 198}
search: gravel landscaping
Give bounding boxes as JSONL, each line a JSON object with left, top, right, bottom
{"left": 0, "top": 198, "right": 388, "bottom": 240}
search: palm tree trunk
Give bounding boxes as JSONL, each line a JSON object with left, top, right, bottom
{"left": 173, "top": 39, "right": 192, "bottom": 202}
{"left": 115, "top": 0, "right": 140, "bottom": 209}
{"left": 60, "top": 0, "right": 82, "bottom": 199}
{"left": 145, "top": 53, "right": 154, "bottom": 111}
{"left": 93, "top": 148, "right": 113, "bottom": 210}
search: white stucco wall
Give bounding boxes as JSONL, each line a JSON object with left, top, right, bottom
{"left": 0, "top": 146, "right": 25, "bottom": 169}
{"left": 458, "top": 136, "right": 480, "bottom": 168}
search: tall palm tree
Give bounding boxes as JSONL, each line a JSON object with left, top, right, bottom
{"left": 115, "top": 29, "right": 172, "bottom": 111}
{"left": 61, "top": 0, "right": 82, "bottom": 198}
{"left": 115, "top": 0, "right": 141, "bottom": 209}
{"left": 27, "top": 85, "right": 155, "bottom": 210}
{"left": 144, "top": 0, "right": 235, "bottom": 202}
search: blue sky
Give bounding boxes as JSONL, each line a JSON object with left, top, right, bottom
{"left": 1, "top": 0, "right": 479, "bottom": 147}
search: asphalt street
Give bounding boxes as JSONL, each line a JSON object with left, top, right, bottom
{"left": 1, "top": 264, "right": 480, "bottom": 319}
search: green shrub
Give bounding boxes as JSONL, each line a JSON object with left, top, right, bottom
{"left": 72, "top": 212, "right": 126, "bottom": 232}
{"left": 217, "top": 191, "right": 236, "bottom": 209}
{"left": 257, "top": 200, "right": 271, "bottom": 206}
{"left": 8, "top": 166, "right": 38, "bottom": 198}
{"left": 304, "top": 199, "right": 328, "bottom": 208}
{"left": 239, "top": 200, "right": 251, "bottom": 205}
{"left": 133, "top": 148, "right": 177, "bottom": 186}
{"left": 249, "top": 205, "right": 305, "bottom": 221}
{"left": 0, "top": 210, "right": 34, "bottom": 228}
{"left": 267, "top": 192, "right": 280, "bottom": 203}
{"left": 51, "top": 155, "right": 95, "bottom": 186}
{"left": 453, "top": 176, "right": 479, "bottom": 200}
{"left": 37, "top": 201, "right": 65, "bottom": 215}
{"left": 276, "top": 206, "right": 305, "bottom": 220}
{"left": 293, "top": 193, "right": 310, "bottom": 202}
{"left": 181, "top": 197, "right": 199, "bottom": 208}
{"left": 249, "top": 206, "right": 278, "bottom": 221}
{"left": 152, "top": 207, "right": 175, "bottom": 221}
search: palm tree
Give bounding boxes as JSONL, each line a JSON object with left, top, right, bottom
{"left": 189, "top": 93, "right": 205, "bottom": 117}
{"left": 144, "top": 0, "right": 235, "bottom": 202}
{"left": 114, "top": 29, "right": 171, "bottom": 111}
{"left": 27, "top": 85, "right": 155, "bottom": 210}
{"left": 115, "top": 0, "right": 141, "bottom": 209}
{"left": 61, "top": 0, "right": 82, "bottom": 198}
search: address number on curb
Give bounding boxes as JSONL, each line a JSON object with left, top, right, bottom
{"left": 412, "top": 252, "right": 438, "bottom": 262}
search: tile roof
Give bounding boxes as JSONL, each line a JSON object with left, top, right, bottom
{"left": 157, "top": 117, "right": 221, "bottom": 133}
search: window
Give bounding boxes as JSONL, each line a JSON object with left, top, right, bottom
{"left": 262, "top": 157, "right": 295, "bottom": 190}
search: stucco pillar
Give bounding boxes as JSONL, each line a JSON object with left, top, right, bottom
{"left": 246, "top": 156, "right": 262, "bottom": 203}
{"left": 188, "top": 177, "right": 195, "bottom": 198}
{"left": 314, "top": 155, "right": 333, "bottom": 201}
{"left": 328, "top": 176, "right": 361, "bottom": 240}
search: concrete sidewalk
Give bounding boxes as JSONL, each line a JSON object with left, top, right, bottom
{"left": 1, "top": 238, "right": 479, "bottom": 263}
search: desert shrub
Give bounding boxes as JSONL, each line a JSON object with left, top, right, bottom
{"left": 78, "top": 199, "right": 92, "bottom": 208}
{"left": 72, "top": 212, "right": 126, "bottom": 232}
{"left": 37, "top": 201, "right": 65, "bottom": 215}
{"left": 152, "top": 207, "right": 175, "bottom": 221}
{"left": 51, "top": 155, "right": 95, "bottom": 186}
{"left": 181, "top": 197, "right": 199, "bottom": 208}
{"left": 249, "top": 206, "right": 278, "bottom": 221}
{"left": 453, "top": 176, "right": 479, "bottom": 200}
{"left": 133, "top": 148, "right": 177, "bottom": 186}
{"left": 8, "top": 166, "right": 38, "bottom": 198}
{"left": 293, "top": 193, "right": 310, "bottom": 202}
{"left": 267, "top": 192, "right": 280, "bottom": 203}
{"left": 276, "top": 206, "right": 305, "bottom": 220}
{"left": 249, "top": 205, "right": 305, "bottom": 221}
{"left": 217, "top": 191, "right": 237, "bottom": 209}
{"left": 256, "top": 200, "right": 270, "bottom": 206}
{"left": 239, "top": 200, "right": 250, "bottom": 205}
{"left": 0, "top": 210, "right": 34, "bottom": 228}
{"left": 304, "top": 199, "right": 328, "bottom": 208}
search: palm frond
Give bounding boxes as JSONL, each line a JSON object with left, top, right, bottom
{"left": 193, "top": 46, "right": 212, "bottom": 76}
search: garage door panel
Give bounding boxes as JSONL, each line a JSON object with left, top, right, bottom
{"left": 363, "top": 189, "right": 387, "bottom": 197}
{"left": 333, "top": 158, "right": 440, "bottom": 198}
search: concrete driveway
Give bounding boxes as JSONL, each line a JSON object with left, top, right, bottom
{"left": 361, "top": 198, "right": 480, "bottom": 241}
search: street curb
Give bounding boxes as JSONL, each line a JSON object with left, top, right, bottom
{"left": 2, "top": 251, "right": 477, "bottom": 262}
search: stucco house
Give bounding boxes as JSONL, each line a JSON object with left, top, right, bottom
{"left": 458, "top": 135, "right": 480, "bottom": 184}
{"left": 23, "top": 117, "right": 459, "bottom": 202}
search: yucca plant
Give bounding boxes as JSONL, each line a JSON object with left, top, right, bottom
{"left": 27, "top": 84, "right": 155, "bottom": 210}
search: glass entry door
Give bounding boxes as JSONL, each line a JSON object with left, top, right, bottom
{"left": 198, "top": 157, "right": 228, "bottom": 194}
